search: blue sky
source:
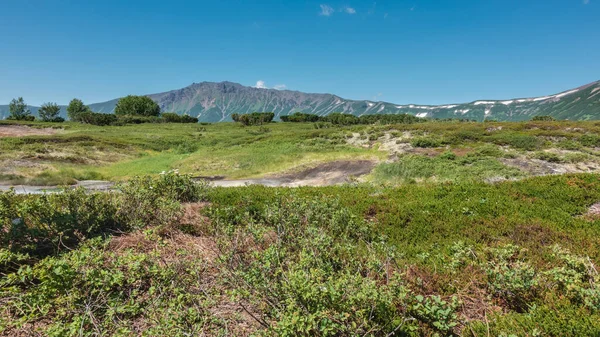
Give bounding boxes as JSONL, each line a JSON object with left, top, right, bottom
{"left": 1, "top": 0, "right": 598, "bottom": 106}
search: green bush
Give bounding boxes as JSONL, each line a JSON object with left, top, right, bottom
{"left": 532, "top": 151, "right": 563, "bottom": 163}
{"left": 161, "top": 112, "right": 198, "bottom": 123}
{"left": 491, "top": 133, "right": 542, "bottom": 151}
{"left": 484, "top": 245, "right": 539, "bottom": 311}
{"left": 280, "top": 112, "right": 321, "bottom": 122}
{"left": 231, "top": 112, "right": 274, "bottom": 126}
{"left": 114, "top": 95, "right": 160, "bottom": 117}
{"left": 532, "top": 115, "right": 557, "bottom": 121}
{"left": 0, "top": 188, "right": 118, "bottom": 259}
{"left": 579, "top": 134, "right": 600, "bottom": 147}
{"left": 116, "top": 114, "right": 161, "bottom": 124}
{"left": 411, "top": 137, "right": 442, "bottom": 148}
{"left": 78, "top": 112, "right": 118, "bottom": 126}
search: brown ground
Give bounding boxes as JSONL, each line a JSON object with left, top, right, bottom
{"left": 0, "top": 125, "right": 59, "bottom": 138}
{"left": 277, "top": 160, "right": 376, "bottom": 184}
{"left": 210, "top": 160, "right": 378, "bottom": 187}
{"left": 501, "top": 158, "right": 600, "bottom": 176}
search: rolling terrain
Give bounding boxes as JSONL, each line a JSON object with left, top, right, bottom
{"left": 1, "top": 80, "right": 599, "bottom": 122}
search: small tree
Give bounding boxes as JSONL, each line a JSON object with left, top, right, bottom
{"left": 114, "top": 95, "right": 160, "bottom": 117}
{"left": 38, "top": 102, "right": 62, "bottom": 122}
{"left": 8, "top": 97, "right": 32, "bottom": 120}
{"left": 67, "top": 98, "right": 90, "bottom": 121}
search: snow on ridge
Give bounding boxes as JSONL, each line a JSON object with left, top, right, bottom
{"left": 439, "top": 105, "right": 458, "bottom": 109}
{"left": 554, "top": 89, "right": 579, "bottom": 99}
{"left": 532, "top": 96, "right": 552, "bottom": 102}
{"left": 474, "top": 101, "right": 496, "bottom": 105}
{"left": 455, "top": 109, "right": 470, "bottom": 115}
{"left": 500, "top": 100, "right": 514, "bottom": 105}
{"left": 416, "top": 112, "right": 428, "bottom": 118}
{"left": 367, "top": 102, "right": 375, "bottom": 107}
{"left": 484, "top": 107, "right": 492, "bottom": 116}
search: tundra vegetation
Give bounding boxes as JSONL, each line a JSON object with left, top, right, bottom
{"left": 1, "top": 116, "right": 600, "bottom": 335}
{"left": 1, "top": 171, "right": 600, "bottom": 336}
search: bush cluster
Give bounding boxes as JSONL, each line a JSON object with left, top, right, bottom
{"left": 0, "top": 172, "right": 207, "bottom": 261}
{"left": 78, "top": 111, "right": 118, "bottom": 126}
{"left": 231, "top": 112, "right": 275, "bottom": 125}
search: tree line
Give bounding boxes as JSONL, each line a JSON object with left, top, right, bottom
{"left": 280, "top": 112, "right": 425, "bottom": 125}
{"left": 4, "top": 95, "right": 199, "bottom": 125}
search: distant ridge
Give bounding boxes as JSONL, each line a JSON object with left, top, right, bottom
{"left": 2, "top": 80, "right": 599, "bottom": 122}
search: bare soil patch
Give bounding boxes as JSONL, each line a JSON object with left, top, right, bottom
{"left": 583, "top": 202, "right": 600, "bottom": 220}
{"left": 501, "top": 157, "right": 600, "bottom": 176}
{"left": 210, "top": 160, "right": 377, "bottom": 187}
{"left": 0, "top": 125, "right": 58, "bottom": 138}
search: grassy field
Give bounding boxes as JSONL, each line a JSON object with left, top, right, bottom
{"left": 2, "top": 119, "right": 600, "bottom": 186}
{"left": 2, "top": 119, "right": 600, "bottom": 335}
{"left": 0, "top": 121, "right": 383, "bottom": 185}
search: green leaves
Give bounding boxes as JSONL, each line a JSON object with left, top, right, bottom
{"left": 38, "top": 102, "right": 62, "bottom": 122}
{"left": 114, "top": 95, "right": 160, "bottom": 117}
{"left": 66, "top": 98, "right": 90, "bottom": 121}
{"left": 8, "top": 97, "right": 32, "bottom": 121}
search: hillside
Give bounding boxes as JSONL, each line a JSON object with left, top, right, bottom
{"left": 1, "top": 80, "right": 599, "bottom": 122}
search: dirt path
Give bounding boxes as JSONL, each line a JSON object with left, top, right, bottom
{"left": 0, "top": 160, "right": 378, "bottom": 193}
{"left": 0, "top": 125, "right": 59, "bottom": 137}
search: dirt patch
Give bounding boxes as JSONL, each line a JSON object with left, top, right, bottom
{"left": 583, "top": 202, "right": 600, "bottom": 220}
{"left": 501, "top": 157, "right": 600, "bottom": 176}
{"left": 379, "top": 132, "right": 413, "bottom": 155}
{"left": 346, "top": 132, "right": 370, "bottom": 148}
{"left": 109, "top": 230, "right": 219, "bottom": 264}
{"left": 278, "top": 160, "right": 375, "bottom": 182}
{"left": 0, "top": 125, "right": 59, "bottom": 138}
{"left": 347, "top": 131, "right": 413, "bottom": 156}
{"left": 451, "top": 148, "right": 474, "bottom": 157}
{"left": 211, "top": 160, "right": 377, "bottom": 187}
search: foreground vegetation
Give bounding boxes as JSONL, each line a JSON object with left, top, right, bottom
{"left": 1, "top": 172, "right": 599, "bottom": 336}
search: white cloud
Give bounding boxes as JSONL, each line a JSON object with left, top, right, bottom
{"left": 320, "top": 4, "right": 334, "bottom": 16}
{"left": 583, "top": 0, "right": 590, "bottom": 4}
{"left": 254, "top": 80, "right": 267, "bottom": 89}
{"left": 344, "top": 6, "right": 356, "bottom": 14}
{"left": 274, "top": 84, "right": 287, "bottom": 90}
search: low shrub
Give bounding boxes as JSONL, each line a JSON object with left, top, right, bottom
{"left": 411, "top": 137, "right": 442, "bottom": 148}
{"left": 161, "top": 112, "right": 198, "bottom": 123}
{"left": 532, "top": 151, "right": 563, "bottom": 163}
{"left": 231, "top": 112, "right": 274, "bottom": 126}
{"left": 484, "top": 245, "right": 539, "bottom": 311}
{"left": 532, "top": 115, "right": 556, "bottom": 121}
{"left": 579, "top": 134, "right": 600, "bottom": 147}
{"left": 77, "top": 111, "right": 118, "bottom": 126}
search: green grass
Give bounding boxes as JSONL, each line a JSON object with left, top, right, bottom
{"left": 371, "top": 153, "right": 524, "bottom": 184}
{"left": 0, "top": 122, "right": 382, "bottom": 183}
{"left": 2, "top": 119, "right": 600, "bottom": 186}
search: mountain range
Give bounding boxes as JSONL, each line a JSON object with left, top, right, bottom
{"left": 1, "top": 80, "right": 599, "bottom": 122}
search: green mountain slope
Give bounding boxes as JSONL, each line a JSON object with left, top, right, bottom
{"left": 2, "top": 80, "right": 599, "bottom": 122}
